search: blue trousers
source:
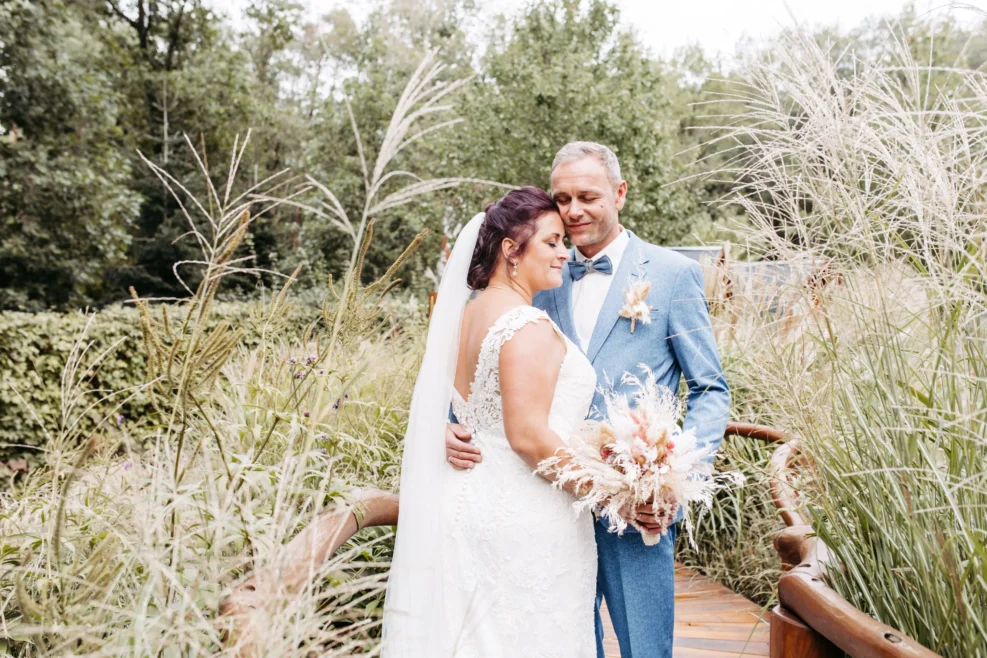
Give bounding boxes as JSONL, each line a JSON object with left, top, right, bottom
{"left": 594, "top": 520, "right": 677, "bottom": 658}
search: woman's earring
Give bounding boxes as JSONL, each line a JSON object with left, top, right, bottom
{"left": 512, "top": 260, "right": 518, "bottom": 277}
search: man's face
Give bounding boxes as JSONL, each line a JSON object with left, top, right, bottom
{"left": 550, "top": 157, "right": 626, "bottom": 255}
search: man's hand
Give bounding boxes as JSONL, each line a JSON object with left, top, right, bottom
{"left": 634, "top": 503, "right": 666, "bottom": 535}
{"left": 446, "top": 423, "right": 482, "bottom": 470}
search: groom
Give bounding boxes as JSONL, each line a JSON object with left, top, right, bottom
{"left": 446, "top": 141, "right": 730, "bottom": 657}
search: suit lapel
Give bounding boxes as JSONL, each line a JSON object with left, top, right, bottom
{"left": 586, "top": 231, "right": 649, "bottom": 363}
{"left": 554, "top": 247, "right": 578, "bottom": 343}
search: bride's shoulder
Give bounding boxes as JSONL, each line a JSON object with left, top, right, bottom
{"left": 484, "top": 304, "right": 548, "bottom": 334}
{"left": 465, "top": 299, "right": 560, "bottom": 352}
{"left": 492, "top": 305, "right": 563, "bottom": 352}
{"left": 496, "top": 304, "right": 550, "bottom": 327}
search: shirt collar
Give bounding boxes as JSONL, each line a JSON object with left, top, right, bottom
{"left": 574, "top": 227, "right": 629, "bottom": 265}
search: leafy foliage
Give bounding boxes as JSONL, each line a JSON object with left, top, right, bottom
{"left": 5, "top": 0, "right": 984, "bottom": 311}
{"left": 0, "top": 0, "right": 142, "bottom": 310}
{"left": 0, "top": 301, "right": 319, "bottom": 465}
{"left": 448, "top": 0, "right": 711, "bottom": 245}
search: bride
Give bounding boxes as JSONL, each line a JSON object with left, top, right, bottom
{"left": 382, "top": 186, "right": 599, "bottom": 657}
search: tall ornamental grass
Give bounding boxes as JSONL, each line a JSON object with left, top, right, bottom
{"left": 0, "top": 51, "right": 488, "bottom": 656}
{"left": 0, "top": 298, "right": 417, "bottom": 656}
{"left": 695, "top": 22, "right": 987, "bottom": 656}
{"left": 0, "top": 150, "right": 420, "bottom": 653}
{"left": 674, "top": 434, "right": 783, "bottom": 606}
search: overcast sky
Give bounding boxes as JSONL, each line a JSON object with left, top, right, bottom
{"left": 211, "top": 0, "right": 987, "bottom": 59}
{"left": 485, "top": 0, "right": 984, "bottom": 58}
{"left": 212, "top": 0, "right": 987, "bottom": 56}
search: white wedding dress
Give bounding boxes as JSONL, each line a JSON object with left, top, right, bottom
{"left": 382, "top": 213, "right": 598, "bottom": 658}
{"left": 439, "top": 305, "right": 599, "bottom": 658}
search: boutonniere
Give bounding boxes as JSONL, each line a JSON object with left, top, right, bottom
{"left": 619, "top": 279, "right": 653, "bottom": 333}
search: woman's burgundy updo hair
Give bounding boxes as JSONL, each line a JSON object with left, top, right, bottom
{"left": 467, "top": 186, "right": 559, "bottom": 290}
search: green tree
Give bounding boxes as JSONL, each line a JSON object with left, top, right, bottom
{"left": 96, "top": 0, "right": 271, "bottom": 301}
{"left": 0, "top": 0, "right": 142, "bottom": 310}
{"left": 449, "top": 0, "right": 712, "bottom": 246}
{"left": 291, "top": 0, "right": 480, "bottom": 287}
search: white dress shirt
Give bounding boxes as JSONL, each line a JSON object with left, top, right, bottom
{"left": 571, "top": 229, "right": 630, "bottom": 352}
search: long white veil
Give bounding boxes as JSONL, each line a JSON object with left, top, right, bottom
{"left": 381, "top": 212, "right": 485, "bottom": 657}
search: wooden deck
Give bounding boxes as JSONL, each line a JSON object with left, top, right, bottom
{"left": 600, "top": 562, "right": 771, "bottom": 658}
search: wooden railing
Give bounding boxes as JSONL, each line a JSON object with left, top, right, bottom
{"left": 218, "top": 490, "right": 399, "bottom": 654}
{"left": 219, "top": 424, "right": 943, "bottom": 658}
{"left": 724, "top": 423, "right": 940, "bottom": 658}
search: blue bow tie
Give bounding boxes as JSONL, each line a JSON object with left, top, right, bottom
{"left": 568, "top": 255, "right": 613, "bottom": 281}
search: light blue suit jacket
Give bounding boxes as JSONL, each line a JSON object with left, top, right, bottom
{"left": 533, "top": 230, "right": 730, "bottom": 523}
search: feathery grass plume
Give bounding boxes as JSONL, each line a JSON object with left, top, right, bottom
{"left": 690, "top": 20, "right": 987, "bottom": 656}
{"left": 1, "top": 47, "right": 496, "bottom": 656}
{"left": 0, "top": 59, "right": 459, "bottom": 653}
{"left": 1, "top": 317, "right": 149, "bottom": 652}
{"left": 128, "top": 139, "right": 298, "bottom": 558}
{"left": 258, "top": 50, "right": 513, "bottom": 342}
{"left": 322, "top": 219, "right": 431, "bottom": 345}
{"left": 130, "top": 286, "right": 162, "bottom": 378}
{"left": 130, "top": 134, "right": 310, "bottom": 445}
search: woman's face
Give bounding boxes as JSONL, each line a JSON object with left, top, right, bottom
{"left": 516, "top": 211, "right": 570, "bottom": 292}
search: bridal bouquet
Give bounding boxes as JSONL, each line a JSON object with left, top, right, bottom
{"left": 538, "top": 366, "right": 742, "bottom": 546}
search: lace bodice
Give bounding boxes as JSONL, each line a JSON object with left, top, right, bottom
{"left": 451, "top": 306, "right": 597, "bottom": 443}
{"left": 437, "top": 305, "right": 599, "bottom": 658}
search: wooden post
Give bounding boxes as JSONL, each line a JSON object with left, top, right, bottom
{"left": 427, "top": 291, "right": 438, "bottom": 318}
{"left": 770, "top": 605, "right": 840, "bottom": 658}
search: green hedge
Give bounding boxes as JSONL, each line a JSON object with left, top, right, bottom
{"left": 0, "top": 301, "right": 320, "bottom": 465}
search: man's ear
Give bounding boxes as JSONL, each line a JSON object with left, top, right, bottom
{"left": 614, "top": 180, "right": 628, "bottom": 212}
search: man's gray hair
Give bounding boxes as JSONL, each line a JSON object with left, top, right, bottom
{"left": 551, "top": 141, "right": 622, "bottom": 189}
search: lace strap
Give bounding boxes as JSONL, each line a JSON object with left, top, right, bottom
{"left": 483, "top": 306, "right": 556, "bottom": 352}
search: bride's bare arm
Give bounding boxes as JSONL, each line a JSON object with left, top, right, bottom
{"left": 499, "top": 321, "right": 581, "bottom": 491}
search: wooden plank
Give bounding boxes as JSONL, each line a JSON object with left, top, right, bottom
{"left": 675, "top": 588, "right": 742, "bottom": 600}
{"left": 598, "top": 562, "right": 771, "bottom": 658}
{"left": 676, "top": 626, "right": 769, "bottom": 641}
{"left": 673, "top": 648, "right": 769, "bottom": 658}
{"left": 676, "top": 637, "right": 771, "bottom": 654}
{"left": 674, "top": 596, "right": 761, "bottom": 608}
{"left": 678, "top": 611, "right": 770, "bottom": 625}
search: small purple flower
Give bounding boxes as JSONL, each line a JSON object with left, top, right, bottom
{"left": 306, "top": 354, "right": 317, "bottom": 365}
{"left": 303, "top": 411, "right": 310, "bottom": 418}
{"left": 116, "top": 414, "right": 125, "bottom": 427}
{"left": 318, "top": 370, "right": 324, "bottom": 375}
{"left": 123, "top": 460, "right": 132, "bottom": 470}
{"left": 289, "top": 357, "right": 297, "bottom": 365}
{"left": 318, "top": 433, "right": 330, "bottom": 442}
{"left": 344, "top": 393, "right": 349, "bottom": 399}
{"left": 295, "top": 371, "right": 305, "bottom": 379}
{"left": 320, "top": 447, "right": 327, "bottom": 455}
{"left": 332, "top": 398, "right": 340, "bottom": 409}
